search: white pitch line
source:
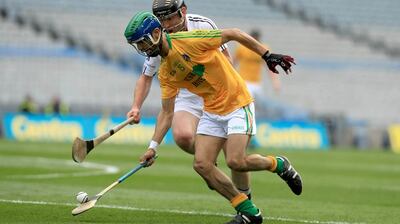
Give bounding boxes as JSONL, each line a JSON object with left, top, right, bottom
{"left": 0, "top": 199, "right": 365, "bottom": 224}
{"left": 10, "top": 171, "right": 115, "bottom": 179}
{"left": 77, "top": 161, "right": 119, "bottom": 174}
{"left": 7, "top": 158, "right": 119, "bottom": 179}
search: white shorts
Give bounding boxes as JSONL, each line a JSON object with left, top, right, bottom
{"left": 174, "top": 88, "right": 203, "bottom": 119}
{"left": 197, "top": 103, "right": 256, "bottom": 138}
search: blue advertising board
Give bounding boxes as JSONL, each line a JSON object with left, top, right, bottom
{"left": 2, "top": 113, "right": 329, "bottom": 149}
{"left": 255, "top": 120, "right": 329, "bottom": 149}
{"left": 2, "top": 113, "right": 174, "bottom": 145}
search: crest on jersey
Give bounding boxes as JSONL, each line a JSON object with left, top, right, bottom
{"left": 181, "top": 54, "right": 191, "bottom": 62}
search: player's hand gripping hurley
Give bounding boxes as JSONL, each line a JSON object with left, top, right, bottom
{"left": 71, "top": 156, "right": 157, "bottom": 216}
{"left": 72, "top": 117, "right": 135, "bottom": 163}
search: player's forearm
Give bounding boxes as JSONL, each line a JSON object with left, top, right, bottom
{"left": 221, "top": 28, "right": 268, "bottom": 57}
{"left": 151, "top": 108, "right": 174, "bottom": 144}
{"left": 151, "top": 97, "right": 175, "bottom": 144}
{"left": 132, "top": 75, "right": 153, "bottom": 110}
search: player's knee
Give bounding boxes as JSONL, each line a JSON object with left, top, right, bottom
{"left": 193, "top": 159, "right": 213, "bottom": 176}
{"left": 173, "top": 130, "right": 195, "bottom": 153}
{"left": 226, "top": 158, "right": 246, "bottom": 171}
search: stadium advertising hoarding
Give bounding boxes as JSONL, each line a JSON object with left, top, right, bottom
{"left": 2, "top": 113, "right": 174, "bottom": 145}
{"left": 388, "top": 124, "right": 400, "bottom": 153}
{"left": 2, "top": 113, "right": 329, "bottom": 149}
{"left": 255, "top": 121, "right": 329, "bottom": 149}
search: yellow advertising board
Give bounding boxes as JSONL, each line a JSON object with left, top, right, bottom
{"left": 388, "top": 124, "right": 400, "bottom": 153}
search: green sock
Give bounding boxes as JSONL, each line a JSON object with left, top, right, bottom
{"left": 235, "top": 199, "right": 258, "bottom": 215}
{"left": 275, "top": 157, "right": 285, "bottom": 174}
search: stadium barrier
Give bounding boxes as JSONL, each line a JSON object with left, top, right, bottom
{"left": 2, "top": 113, "right": 329, "bottom": 150}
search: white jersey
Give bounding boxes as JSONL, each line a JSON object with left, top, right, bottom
{"left": 142, "top": 14, "right": 228, "bottom": 77}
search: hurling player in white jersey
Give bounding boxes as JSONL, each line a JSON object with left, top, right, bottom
{"left": 126, "top": 0, "right": 253, "bottom": 199}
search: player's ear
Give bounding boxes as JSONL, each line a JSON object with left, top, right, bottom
{"left": 180, "top": 6, "right": 187, "bottom": 16}
{"left": 152, "top": 28, "right": 161, "bottom": 41}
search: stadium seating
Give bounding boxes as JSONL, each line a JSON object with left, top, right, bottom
{"left": 1, "top": 0, "right": 399, "bottom": 127}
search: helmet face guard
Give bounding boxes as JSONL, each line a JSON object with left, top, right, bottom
{"left": 158, "top": 9, "right": 186, "bottom": 33}
{"left": 124, "top": 11, "right": 163, "bottom": 57}
{"left": 152, "top": 0, "right": 186, "bottom": 33}
{"left": 128, "top": 32, "right": 162, "bottom": 57}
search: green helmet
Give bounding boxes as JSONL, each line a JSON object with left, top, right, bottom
{"left": 124, "top": 11, "right": 163, "bottom": 57}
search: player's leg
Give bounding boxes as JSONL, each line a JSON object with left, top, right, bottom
{"left": 224, "top": 102, "right": 269, "bottom": 172}
{"left": 231, "top": 170, "right": 251, "bottom": 199}
{"left": 229, "top": 134, "right": 252, "bottom": 199}
{"left": 194, "top": 134, "right": 262, "bottom": 224}
{"left": 173, "top": 111, "right": 254, "bottom": 198}
{"left": 171, "top": 110, "right": 198, "bottom": 154}
{"left": 225, "top": 134, "right": 303, "bottom": 195}
{"left": 195, "top": 111, "right": 262, "bottom": 224}
{"left": 225, "top": 103, "right": 303, "bottom": 195}
{"left": 173, "top": 90, "right": 252, "bottom": 196}
{"left": 171, "top": 89, "right": 202, "bottom": 155}
{"left": 225, "top": 134, "right": 273, "bottom": 171}
{"left": 193, "top": 134, "right": 237, "bottom": 199}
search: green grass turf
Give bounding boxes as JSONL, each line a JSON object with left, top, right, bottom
{"left": 0, "top": 139, "right": 399, "bottom": 223}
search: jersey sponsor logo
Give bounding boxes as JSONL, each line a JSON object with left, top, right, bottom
{"left": 185, "top": 64, "right": 205, "bottom": 87}
{"left": 192, "top": 77, "right": 206, "bottom": 87}
{"left": 183, "top": 72, "right": 195, "bottom": 81}
{"left": 173, "top": 61, "right": 186, "bottom": 71}
{"left": 169, "top": 59, "right": 206, "bottom": 87}
{"left": 183, "top": 70, "right": 205, "bottom": 87}
{"left": 169, "top": 61, "right": 186, "bottom": 76}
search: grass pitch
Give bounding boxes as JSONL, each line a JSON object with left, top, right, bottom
{"left": 0, "top": 139, "right": 399, "bottom": 224}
